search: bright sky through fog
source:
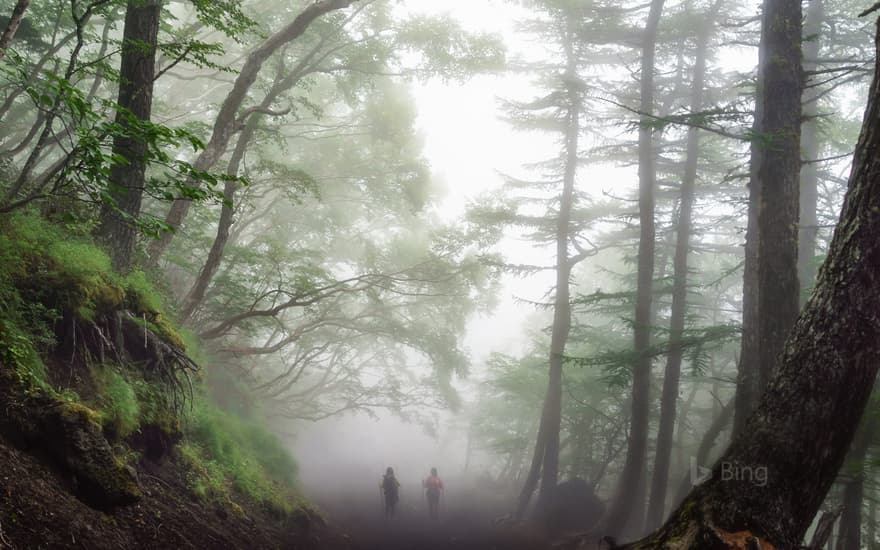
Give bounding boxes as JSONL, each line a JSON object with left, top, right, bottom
{"left": 397, "top": 1, "right": 761, "bottom": 370}
{"left": 399, "top": 1, "right": 569, "bottom": 365}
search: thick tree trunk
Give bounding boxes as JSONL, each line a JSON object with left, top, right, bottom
{"left": 645, "top": 0, "right": 721, "bottom": 530}
{"left": 603, "top": 0, "right": 665, "bottom": 539}
{"left": 145, "top": 0, "right": 358, "bottom": 267}
{"left": 733, "top": 0, "right": 802, "bottom": 436}
{"left": 618, "top": 13, "right": 880, "bottom": 548}
{"left": 732, "top": 3, "right": 768, "bottom": 439}
{"left": 755, "top": 0, "right": 802, "bottom": 392}
{"left": 0, "top": 0, "right": 30, "bottom": 61}
{"left": 95, "top": 0, "right": 161, "bottom": 271}
{"left": 799, "top": 0, "right": 823, "bottom": 301}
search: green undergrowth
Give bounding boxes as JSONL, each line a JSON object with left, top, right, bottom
{"left": 179, "top": 395, "right": 302, "bottom": 515}
{"left": 0, "top": 210, "right": 303, "bottom": 518}
{"left": 0, "top": 210, "right": 183, "bottom": 364}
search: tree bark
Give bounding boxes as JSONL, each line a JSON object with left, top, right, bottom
{"left": 0, "top": 0, "right": 30, "bottom": 61}
{"left": 799, "top": 0, "right": 823, "bottom": 301}
{"left": 619, "top": 12, "right": 880, "bottom": 547}
{"left": 145, "top": 0, "right": 358, "bottom": 267}
{"left": 95, "top": 0, "right": 161, "bottom": 272}
{"left": 603, "top": 0, "right": 665, "bottom": 539}
{"left": 733, "top": 0, "right": 802, "bottom": 437}
{"left": 645, "top": 0, "right": 721, "bottom": 530}
{"left": 755, "top": 0, "right": 802, "bottom": 393}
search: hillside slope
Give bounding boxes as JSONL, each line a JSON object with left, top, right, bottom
{"left": 0, "top": 427, "right": 328, "bottom": 550}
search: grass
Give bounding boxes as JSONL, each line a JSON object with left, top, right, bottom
{"left": 179, "top": 392, "right": 300, "bottom": 514}
{"left": 0, "top": 209, "right": 303, "bottom": 518}
{"left": 91, "top": 365, "right": 141, "bottom": 438}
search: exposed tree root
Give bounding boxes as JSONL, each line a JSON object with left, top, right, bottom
{"left": 62, "top": 310, "right": 198, "bottom": 412}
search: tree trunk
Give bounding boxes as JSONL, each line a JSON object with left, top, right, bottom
{"left": 516, "top": 398, "right": 550, "bottom": 519}
{"left": 836, "top": 418, "right": 874, "bottom": 550}
{"left": 603, "top": 0, "right": 665, "bottom": 539}
{"left": 95, "top": 0, "right": 161, "bottom": 272}
{"left": 0, "top": 0, "right": 30, "bottom": 61}
{"left": 646, "top": 0, "right": 721, "bottom": 530}
{"left": 619, "top": 12, "right": 880, "bottom": 547}
{"left": 671, "top": 399, "right": 733, "bottom": 508}
{"left": 179, "top": 54, "right": 316, "bottom": 320}
{"left": 732, "top": 1, "right": 768, "bottom": 439}
{"left": 755, "top": 0, "right": 802, "bottom": 393}
{"left": 145, "top": 0, "right": 358, "bottom": 267}
{"left": 799, "top": 0, "right": 823, "bottom": 301}
{"left": 516, "top": 23, "right": 581, "bottom": 523}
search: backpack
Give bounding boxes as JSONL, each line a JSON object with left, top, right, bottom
{"left": 425, "top": 476, "right": 442, "bottom": 491}
{"left": 382, "top": 475, "right": 398, "bottom": 496}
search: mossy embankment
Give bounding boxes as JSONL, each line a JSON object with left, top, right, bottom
{"left": 0, "top": 211, "right": 337, "bottom": 549}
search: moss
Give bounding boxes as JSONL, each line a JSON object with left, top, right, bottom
{"left": 0, "top": 211, "right": 305, "bottom": 516}
{"left": 57, "top": 400, "right": 104, "bottom": 426}
{"left": 0, "top": 211, "right": 181, "bottom": 348}
{"left": 122, "top": 269, "right": 163, "bottom": 315}
{"left": 91, "top": 366, "right": 141, "bottom": 438}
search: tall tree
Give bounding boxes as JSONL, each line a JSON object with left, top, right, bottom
{"left": 144, "top": 0, "right": 358, "bottom": 266}
{"left": 755, "top": 0, "right": 803, "bottom": 392}
{"left": 646, "top": 0, "right": 722, "bottom": 530}
{"left": 604, "top": 0, "right": 666, "bottom": 538}
{"left": 532, "top": 19, "right": 583, "bottom": 521}
{"left": 799, "top": 0, "right": 824, "bottom": 300}
{"left": 732, "top": 0, "right": 803, "bottom": 435}
{"left": 506, "top": 7, "right": 586, "bottom": 519}
{"left": 95, "top": 0, "right": 162, "bottom": 271}
{"left": 618, "top": 8, "right": 880, "bottom": 547}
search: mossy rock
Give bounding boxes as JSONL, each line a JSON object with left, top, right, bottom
{"left": 34, "top": 399, "right": 142, "bottom": 507}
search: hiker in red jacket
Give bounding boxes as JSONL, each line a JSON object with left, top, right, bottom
{"left": 423, "top": 467, "right": 444, "bottom": 520}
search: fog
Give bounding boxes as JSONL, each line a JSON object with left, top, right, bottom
{"left": 1, "top": 0, "right": 876, "bottom": 547}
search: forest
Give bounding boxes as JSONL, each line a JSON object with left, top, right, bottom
{"left": 0, "top": 0, "right": 879, "bottom": 549}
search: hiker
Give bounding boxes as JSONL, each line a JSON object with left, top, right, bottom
{"left": 423, "top": 467, "right": 444, "bottom": 520}
{"left": 380, "top": 467, "right": 400, "bottom": 519}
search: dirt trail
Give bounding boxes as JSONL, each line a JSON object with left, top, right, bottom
{"left": 312, "top": 489, "right": 556, "bottom": 550}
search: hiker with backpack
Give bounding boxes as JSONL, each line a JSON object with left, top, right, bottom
{"left": 380, "top": 467, "right": 400, "bottom": 519}
{"left": 423, "top": 467, "right": 444, "bottom": 520}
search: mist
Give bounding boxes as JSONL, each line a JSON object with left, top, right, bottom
{"left": 1, "top": 0, "right": 879, "bottom": 549}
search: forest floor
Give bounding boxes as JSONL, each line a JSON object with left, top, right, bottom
{"left": 331, "top": 516, "right": 555, "bottom": 550}
{"left": 0, "top": 429, "right": 338, "bottom": 550}
{"left": 0, "top": 429, "right": 568, "bottom": 550}
{"left": 309, "top": 489, "right": 562, "bottom": 550}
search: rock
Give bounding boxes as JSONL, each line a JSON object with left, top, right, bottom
{"left": 130, "top": 420, "right": 182, "bottom": 462}
{"left": 35, "top": 399, "right": 142, "bottom": 507}
{"left": 549, "top": 478, "right": 605, "bottom": 532}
